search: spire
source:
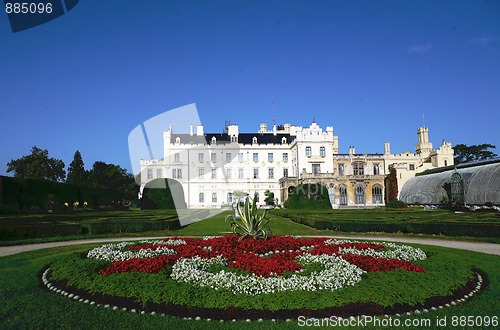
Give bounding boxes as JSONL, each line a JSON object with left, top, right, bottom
{"left": 272, "top": 97, "right": 275, "bottom": 126}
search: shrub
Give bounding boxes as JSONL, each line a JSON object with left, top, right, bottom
{"left": 141, "top": 179, "right": 186, "bottom": 210}
{"left": 386, "top": 200, "right": 408, "bottom": 208}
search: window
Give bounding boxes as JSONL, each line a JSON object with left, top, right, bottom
{"left": 156, "top": 169, "right": 162, "bottom": 178}
{"left": 199, "top": 192, "right": 204, "bottom": 203}
{"left": 227, "top": 192, "right": 233, "bottom": 203}
{"left": 306, "top": 146, "right": 311, "bottom": 157}
{"left": 231, "top": 135, "right": 237, "bottom": 142}
{"left": 283, "top": 152, "right": 288, "bottom": 162}
{"left": 238, "top": 152, "right": 244, "bottom": 162}
{"left": 409, "top": 164, "right": 415, "bottom": 171}
{"left": 372, "top": 185, "right": 383, "bottom": 204}
{"left": 211, "top": 152, "right": 216, "bottom": 162}
{"left": 198, "top": 153, "right": 204, "bottom": 162}
{"left": 212, "top": 193, "right": 217, "bottom": 203}
{"left": 198, "top": 168, "right": 204, "bottom": 179}
{"left": 353, "top": 162, "right": 364, "bottom": 175}
{"left": 320, "top": 147, "right": 326, "bottom": 157}
{"left": 226, "top": 153, "right": 232, "bottom": 162}
{"left": 444, "top": 160, "right": 448, "bottom": 166}
{"left": 174, "top": 153, "right": 180, "bottom": 162}
{"left": 355, "top": 185, "right": 365, "bottom": 204}
{"left": 373, "top": 163, "right": 380, "bottom": 175}
{"left": 268, "top": 168, "right": 274, "bottom": 179}
{"left": 211, "top": 136, "right": 216, "bottom": 144}
{"left": 281, "top": 137, "right": 287, "bottom": 144}
{"left": 338, "top": 163, "right": 345, "bottom": 176}
{"left": 253, "top": 168, "right": 259, "bottom": 179}
{"left": 238, "top": 168, "right": 244, "bottom": 179}
{"left": 268, "top": 153, "right": 274, "bottom": 162}
{"left": 339, "top": 185, "right": 347, "bottom": 205}
{"left": 253, "top": 153, "right": 259, "bottom": 162}
{"left": 147, "top": 169, "right": 153, "bottom": 180}
{"left": 255, "top": 193, "right": 259, "bottom": 202}
{"left": 312, "top": 164, "right": 321, "bottom": 174}
{"left": 172, "top": 169, "right": 181, "bottom": 179}
{"left": 211, "top": 168, "right": 217, "bottom": 179}
{"left": 226, "top": 168, "right": 232, "bottom": 179}
{"left": 283, "top": 168, "right": 289, "bottom": 177}
{"left": 252, "top": 136, "right": 257, "bottom": 144}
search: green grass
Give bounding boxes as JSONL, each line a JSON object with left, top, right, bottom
{"left": 0, "top": 240, "right": 499, "bottom": 329}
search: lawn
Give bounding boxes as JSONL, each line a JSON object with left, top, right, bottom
{"left": 0, "top": 237, "right": 498, "bottom": 329}
{"left": 1, "top": 208, "right": 499, "bottom": 328}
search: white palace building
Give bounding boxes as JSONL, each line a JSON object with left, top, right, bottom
{"left": 139, "top": 121, "right": 454, "bottom": 209}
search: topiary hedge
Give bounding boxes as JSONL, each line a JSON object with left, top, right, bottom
{"left": 284, "top": 184, "right": 332, "bottom": 209}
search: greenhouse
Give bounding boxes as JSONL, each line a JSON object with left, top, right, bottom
{"left": 399, "top": 160, "right": 500, "bottom": 205}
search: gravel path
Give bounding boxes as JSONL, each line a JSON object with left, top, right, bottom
{"left": 1, "top": 235, "right": 498, "bottom": 257}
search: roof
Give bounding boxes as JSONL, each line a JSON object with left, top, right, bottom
{"left": 171, "top": 133, "right": 295, "bottom": 145}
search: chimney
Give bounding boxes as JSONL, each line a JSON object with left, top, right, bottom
{"left": 384, "top": 142, "right": 390, "bottom": 155}
{"left": 259, "top": 123, "right": 267, "bottom": 133}
{"left": 196, "top": 125, "right": 204, "bottom": 136}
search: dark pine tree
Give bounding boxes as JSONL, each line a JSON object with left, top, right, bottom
{"left": 66, "top": 150, "right": 87, "bottom": 185}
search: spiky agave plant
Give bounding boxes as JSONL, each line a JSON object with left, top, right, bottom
{"left": 226, "top": 193, "right": 272, "bottom": 240}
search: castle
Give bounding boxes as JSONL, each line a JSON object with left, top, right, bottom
{"left": 139, "top": 121, "right": 454, "bottom": 208}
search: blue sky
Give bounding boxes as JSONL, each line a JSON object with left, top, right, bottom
{"left": 1, "top": 0, "right": 499, "bottom": 177}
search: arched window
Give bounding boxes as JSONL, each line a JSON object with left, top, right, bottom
{"left": 444, "top": 160, "right": 448, "bottom": 166}
{"left": 211, "top": 136, "right": 217, "bottom": 144}
{"left": 355, "top": 185, "right": 365, "bottom": 204}
{"left": 339, "top": 185, "right": 347, "bottom": 205}
{"left": 372, "top": 185, "right": 383, "bottom": 204}
{"left": 252, "top": 136, "right": 258, "bottom": 144}
{"left": 199, "top": 193, "right": 204, "bottom": 203}
{"left": 175, "top": 137, "right": 180, "bottom": 144}
{"left": 281, "top": 137, "right": 287, "bottom": 144}
{"left": 328, "top": 184, "right": 335, "bottom": 204}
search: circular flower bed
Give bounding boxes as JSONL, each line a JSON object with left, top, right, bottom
{"left": 46, "top": 235, "right": 481, "bottom": 320}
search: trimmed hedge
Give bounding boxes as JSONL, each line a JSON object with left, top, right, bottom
{"left": 284, "top": 183, "right": 332, "bottom": 209}
{"left": 0, "top": 212, "right": 181, "bottom": 240}
{"left": 82, "top": 217, "right": 181, "bottom": 235}
{"left": 140, "top": 179, "right": 187, "bottom": 210}
{"left": 0, "top": 175, "right": 123, "bottom": 211}
{"left": 284, "top": 214, "right": 499, "bottom": 237}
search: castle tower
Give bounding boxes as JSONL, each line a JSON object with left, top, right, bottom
{"left": 415, "top": 127, "right": 433, "bottom": 155}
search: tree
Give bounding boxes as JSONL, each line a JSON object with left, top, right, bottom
{"left": 87, "top": 161, "right": 137, "bottom": 200}
{"left": 66, "top": 150, "right": 87, "bottom": 185}
{"left": 385, "top": 165, "right": 398, "bottom": 203}
{"left": 454, "top": 144, "right": 497, "bottom": 165}
{"left": 6, "top": 146, "right": 65, "bottom": 181}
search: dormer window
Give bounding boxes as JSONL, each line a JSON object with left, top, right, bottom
{"left": 281, "top": 137, "right": 287, "bottom": 144}
{"left": 252, "top": 136, "right": 257, "bottom": 144}
{"left": 231, "top": 135, "right": 237, "bottom": 142}
{"left": 175, "top": 137, "right": 180, "bottom": 144}
{"left": 211, "top": 136, "right": 216, "bottom": 144}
